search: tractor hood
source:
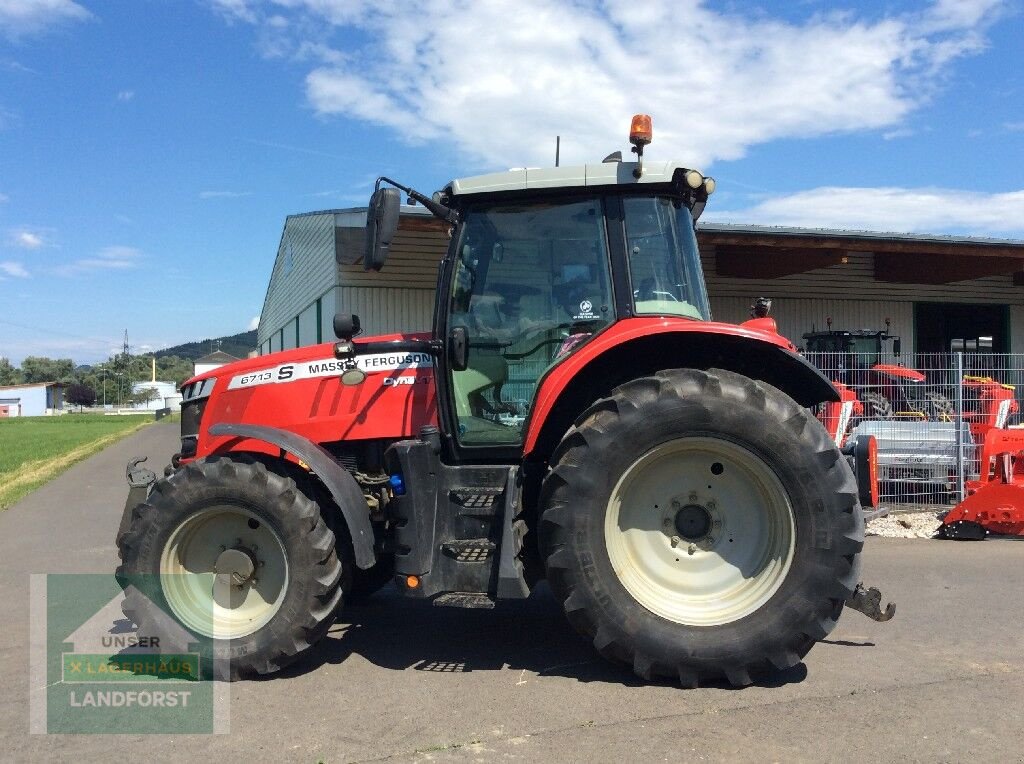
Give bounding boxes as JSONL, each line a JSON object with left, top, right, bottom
{"left": 184, "top": 332, "right": 438, "bottom": 461}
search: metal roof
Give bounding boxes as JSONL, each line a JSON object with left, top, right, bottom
{"left": 697, "top": 222, "right": 1024, "bottom": 248}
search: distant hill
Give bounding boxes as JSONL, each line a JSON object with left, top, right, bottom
{"left": 154, "top": 331, "right": 257, "bottom": 361}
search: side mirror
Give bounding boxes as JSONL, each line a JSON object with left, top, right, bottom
{"left": 893, "top": 337, "right": 902, "bottom": 357}
{"left": 334, "top": 313, "right": 361, "bottom": 340}
{"left": 364, "top": 187, "right": 401, "bottom": 271}
{"left": 449, "top": 326, "right": 469, "bottom": 372}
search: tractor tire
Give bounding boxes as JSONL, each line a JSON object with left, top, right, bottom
{"left": 860, "top": 391, "right": 893, "bottom": 419}
{"left": 925, "top": 392, "right": 954, "bottom": 421}
{"left": 116, "top": 456, "right": 344, "bottom": 680}
{"left": 539, "top": 368, "right": 863, "bottom": 687}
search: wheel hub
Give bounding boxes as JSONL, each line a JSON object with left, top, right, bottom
{"left": 674, "top": 504, "right": 712, "bottom": 541}
{"left": 214, "top": 546, "right": 258, "bottom": 587}
{"left": 605, "top": 437, "right": 796, "bottom": 627}
{"left": 159, "top": 506, "right": 289, "bottom": 639}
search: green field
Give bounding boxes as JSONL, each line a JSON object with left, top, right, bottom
{"left": 0, "top": 414, "right": 153, "bottom": 510}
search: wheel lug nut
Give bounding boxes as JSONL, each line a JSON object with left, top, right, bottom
{"left": 670, "top": 536, "right": 680, "bottom": 548}
{"left": 687, "top": 544, "right": 697, "bottom": 555}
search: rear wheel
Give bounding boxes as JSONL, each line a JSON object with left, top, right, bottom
{"left": 924, "top": 391, "right": 953, "bottom": 421}
{"left": 540, "top": 368, "right": 863, "bottom": 687}
{"left": 860, "top": 391, "right": 893, "bottom": 419}
{"left": 117, "top": 457, "right": 344, "bottom": 680}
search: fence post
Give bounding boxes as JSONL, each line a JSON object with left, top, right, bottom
{"left": 955, "top": 351, "right": 966, "bottom": 503}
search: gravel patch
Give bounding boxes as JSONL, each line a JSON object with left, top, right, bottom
{"left": 866, "top": 510, "right": 944, "bottom": 539}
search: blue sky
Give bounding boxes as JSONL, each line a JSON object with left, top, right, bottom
{"left": 0, "top": 0, "right": 1022, "bottom": 364}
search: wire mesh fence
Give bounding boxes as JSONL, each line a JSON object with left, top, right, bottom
{"left": 804, "top": 351, "right": 1024, "bottom": 508}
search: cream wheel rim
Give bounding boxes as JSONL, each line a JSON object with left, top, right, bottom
{"left": 160, "top": 506, "right": 289, "bottom": 639}
{"left": 605, "top": 437, "right": 795, "bottom": 627}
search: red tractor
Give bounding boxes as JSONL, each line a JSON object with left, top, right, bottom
{"left": 117, "top": 116, "right": 890, "bottom": 687}
{"left": 803, "top": 323, "right": 951, "bottom": 420}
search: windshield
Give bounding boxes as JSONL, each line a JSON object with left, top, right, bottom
{"left": 448, "top": 197, "right": 613, "bottom": 446}
{"left": 623, "top": 196, "right": 710, "bottom": 320}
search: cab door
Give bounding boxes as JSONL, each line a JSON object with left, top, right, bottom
{"left": 435, "top": 195, "right": 616, "bottom": 455}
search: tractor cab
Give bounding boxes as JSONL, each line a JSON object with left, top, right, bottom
{"left": 441, "top": 185, "right": 710, "bottom": 445}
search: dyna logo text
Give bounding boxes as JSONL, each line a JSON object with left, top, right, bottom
{"left": 228, "top": 353, "right": 433, "bottom": 390}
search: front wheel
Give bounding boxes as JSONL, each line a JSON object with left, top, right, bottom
{"left": 539, "top": 368, "right": 863, "bottom": 687}
{"left": 116, "top": 457, "right": 344, "bottom": 680}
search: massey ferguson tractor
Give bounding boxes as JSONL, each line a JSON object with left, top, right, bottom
{"left": 117, "top": 115, "right": 891, "bottom": 687}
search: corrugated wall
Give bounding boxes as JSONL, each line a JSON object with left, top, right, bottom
{"left": 257, "top": 213, "right": 337, "bottom": 349}
{"left": 336, "top": 286, "right": 435, "bottom": 335}
{"left": 703, "top": 246, "right": 1024, "bottom": 352}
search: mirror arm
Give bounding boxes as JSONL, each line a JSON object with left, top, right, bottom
{"left": 335, "top": 338, "right": 443, "bottom": 360}
{"left": 378, "top": 176, "right": 458, "bottom": 225}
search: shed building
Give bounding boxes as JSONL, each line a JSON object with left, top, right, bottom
{"left": 194, "top": 351, "right": 241, "bottom": 377}
{"left": 0, "top": 382, "right": 66, "bottom": 417}
{"left": 256, "top": 208, "right": 1024, "bottom": 357}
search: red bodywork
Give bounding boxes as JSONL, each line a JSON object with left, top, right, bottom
{"left": 523, "top": 317, "right": 795, "bottom": 453}
{"left": 962, "top": 376, "right": 1019, "bottom": 442}
{"left": 187, "top": 332, "right": 438, "bottom": 460}
{"left": 815, "top": 382, "right": 862, "bottom": 447}
{"left": 941, "top": 428, "right": 1024, "bottom": 538}
{"left": 871, "top": 364, "right": 926, "bottom": 383}
{"left": 187, "top": 318, "right": 798, "bottom": 461}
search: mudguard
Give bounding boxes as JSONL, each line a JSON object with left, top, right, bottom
{"left": 208, "top": 422, "right": 376, "bottom": 569}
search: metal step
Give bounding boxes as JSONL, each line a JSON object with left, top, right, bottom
{"left": 449, "top": 487, "right": 504, "bottom": 514}
{"left": 440, "top": 539, "right": 496, "bottom": 562}
{"left": 433, "top": 592, "right": 495, "bottom": 609}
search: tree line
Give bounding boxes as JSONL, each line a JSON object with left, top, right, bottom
{"left": 0, "top": 353, "right": 198, "bottom": 408}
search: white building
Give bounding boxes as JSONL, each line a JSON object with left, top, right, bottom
{"left": 130, "top": 380, "right": 180, "bottom": 411}
{"left": 256, "top": 207, "right": 447, "bottom": 354}
{"left": 194, "top": 351, "right": 241, "bottom": 377}
{"left": 0, "top": 382, "right": 65, "bottom": 417}
{"left": 256, "top": 206, "right": 1024, "bottom": 357}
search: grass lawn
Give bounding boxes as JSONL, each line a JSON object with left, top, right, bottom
{"left": 0, "top": 414, "right": 154, "bottom": 510}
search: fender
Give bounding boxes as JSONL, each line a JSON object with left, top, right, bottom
{"left": 524, "top": 318, "right": 839, "bottom": 457}
{"left": 208, "top": 423, "right": 376, "bottom": 569}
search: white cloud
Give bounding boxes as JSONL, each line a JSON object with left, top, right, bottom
{"left": 54, "top": 245, "right": 143, "bottom": 276}
{"left": 0, "top": 260, "right": 30, "bottom": 278}
{"left": 0, "top": 0, "right": 91, "bottom": 39}
{"left": 706, "top": 186, "right": 1024, "bottom": 237}
{"left": 1004, "top": 122, "right": 1024, "bottom": 132}
{"left": 247, "top": 315, "right": 260, "bottom": 331}
{"left": 0, "top": 192, "right": 8, "bottom": 203}
{"left": 9, "top": 227, "right": 45, "bottom": 248}
{"left": 208, "top": 0, "right": 257, "bottom": 24}
{"left": 883, "top": 128, "right": 915, "bottom": 141}
{"left": 199, "top": 190, "right": 252, "bottom": 199}
{"left": 117, "top": 89, "right": 135, "bottom": 101}
{"left": 214, "top": 0, "right": 1004, "bottom": 170}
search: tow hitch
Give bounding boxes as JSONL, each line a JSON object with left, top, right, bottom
{"left": 844, "top": 583, "right": 896, "bottom": 622}
{"left": 117, "top": 456, "right": 157, "bottom": 542}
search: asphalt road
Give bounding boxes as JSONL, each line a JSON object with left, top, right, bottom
{"left": 1, "top": 422, "right": 1023, "bottom": 762}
